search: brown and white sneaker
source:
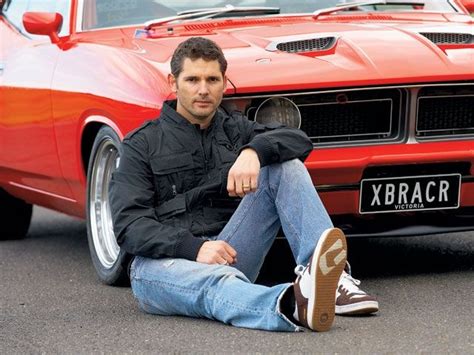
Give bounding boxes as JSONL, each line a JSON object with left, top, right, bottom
{"left": 293, "top": 228, "right": 347, "bottom": 331}
{"left": 335, "top": 269, "right": 379, "bottom": 316}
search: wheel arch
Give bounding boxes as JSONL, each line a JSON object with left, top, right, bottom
{"left": 80, "top": 116, "right": 124, "bottom": 180}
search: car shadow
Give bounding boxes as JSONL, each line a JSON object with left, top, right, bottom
{"left": 257, "top": 233, "right": 474, "bottom": 285}
{"left": 27, "top": 208, "right": 474, "bottom": 284}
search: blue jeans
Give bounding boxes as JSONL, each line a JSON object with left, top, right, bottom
{"left": 130, "top": 159, "right": 334, "bottom": 332}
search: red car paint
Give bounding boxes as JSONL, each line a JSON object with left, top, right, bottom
{"left": 1, "top": 0, "right": 473, "bottom": 235}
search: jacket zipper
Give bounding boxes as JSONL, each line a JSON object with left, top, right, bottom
{"left": 195, "top": 126, "right": 210, "bottom": 180}
{"left": 200, "top": 129, "right": 210, "bottom": 178}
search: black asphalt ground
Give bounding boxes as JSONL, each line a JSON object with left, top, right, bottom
{"left": 1, "top": 207, "right": 473, "bottom": 353}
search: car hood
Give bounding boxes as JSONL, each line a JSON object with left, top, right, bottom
{"left": 133, "top": 14, "right": 474, "bottom": 93}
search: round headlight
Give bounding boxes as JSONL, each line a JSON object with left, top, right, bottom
{"left": 254, "top": 97, "right": 301, "bottom": 129}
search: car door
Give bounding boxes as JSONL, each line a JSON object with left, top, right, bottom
{"left": 0, "top": 0, "right": 73, "bottom": 198}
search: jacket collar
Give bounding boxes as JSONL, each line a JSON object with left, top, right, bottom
{"left": 161, "top": 100, "right": 219, "bottom": 131}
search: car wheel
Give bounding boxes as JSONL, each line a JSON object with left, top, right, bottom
{"left": 86, "top": 126, "right": 131, "bottom": 286}
{"left": 0, "top": 188, "right": 33, "bottom": 240}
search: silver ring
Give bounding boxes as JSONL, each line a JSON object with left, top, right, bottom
{"left": 222, "top": 261, "right": 229, "bottom": 266}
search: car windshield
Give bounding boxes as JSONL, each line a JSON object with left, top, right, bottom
{"left": 82, "top": 0, "right": 460, "bottom": 30}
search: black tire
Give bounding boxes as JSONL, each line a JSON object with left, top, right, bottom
{"left": 0, "top": 188, "right": 33, "bottom": 240}
{"left": 86, "top": 126, "right": 132, "bottom": 286}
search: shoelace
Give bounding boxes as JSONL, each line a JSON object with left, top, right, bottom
{"left": 294, "top": 265, "right": 305, "bottom": 276}
{"left": 340, "top": 272, "right": 366, "bottom": 295}
{"left": 295, "top": 265, "right": 365, "bottom": 295}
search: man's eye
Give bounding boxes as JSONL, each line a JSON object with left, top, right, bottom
{"left": 187, "top": 78, "right": 197, "bottom": 82}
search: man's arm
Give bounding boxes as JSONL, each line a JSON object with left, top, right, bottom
{"left": 226, "top": 113, "right": 313, "bottom": 197}
{"left": 240, "top": 119, "right": 313, "bottom": 167}
{"left": 109, "top": 132, "right": 205, "bottom": 260}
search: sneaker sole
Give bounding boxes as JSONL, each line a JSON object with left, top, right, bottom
{"left": 308, "top": 228, "right": 347, "bottom": 332}
{"left": 336, "top": 301, "right": 379, "bottom": 316}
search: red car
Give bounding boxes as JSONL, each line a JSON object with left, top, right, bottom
{"left": 1, "top": 0, "right": 473, "bottom": 285}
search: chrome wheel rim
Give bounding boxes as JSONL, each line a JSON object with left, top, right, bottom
{"left": 89, "top": 137, "right": 120, "bottom": 269}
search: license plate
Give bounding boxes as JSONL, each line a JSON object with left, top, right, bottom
{"left": 359, "top": 174, "right": 461, "bottom": 214}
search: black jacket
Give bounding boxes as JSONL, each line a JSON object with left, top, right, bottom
{"left": 109, "top": 101, "right": 313, "bottom": 261}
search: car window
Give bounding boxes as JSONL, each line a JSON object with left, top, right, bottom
{"left": 81, "top": 0, "right": 461, "bottom": 30}
{"left": 2, "top": 0, "right": 70, "bottom": 37}
{"left": 83, "top": 0, "right": 175, "bottom": 30}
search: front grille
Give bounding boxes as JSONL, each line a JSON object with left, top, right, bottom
{"left": 420, "top": 32, "right": 473, "bottom": 44}
{"left": 299, "top": 99, "right": 393, "bottom": 141}
{"left": 224, "top": 83, "right": 473, "bottom": 147}
{"left": 275, "top": 37, "right": 336, "bottom": 53}
{"left": 239, "top": 88, "right": 405, "bottom": 145}
{"left": 416, "top": 85, "right": 474, "bottom": 138}
{"left": 295, "top": 89, "right": 404, "bottom": 144}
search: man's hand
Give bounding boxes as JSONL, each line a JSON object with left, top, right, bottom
{"left": 196, "top": 241, "right": 237, "bottom": 265}
{"left": 227, "top": 148, "right": 260, "bottom": 198}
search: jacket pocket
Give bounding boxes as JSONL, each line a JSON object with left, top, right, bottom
{"left": 150, "top": 152, "right": 195, "bottom": 200}
{"left": 155, "top": 194, "right": 186, "bottom": 219}
{"left": 216, "top": 138, "right": 238, "bottom": 165}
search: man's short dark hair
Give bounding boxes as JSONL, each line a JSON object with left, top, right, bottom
{"left": 170, "top": 37, "right": 228, "bottom": 77}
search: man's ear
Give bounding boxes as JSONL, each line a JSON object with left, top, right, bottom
{"left": 168, "top": 73, "right": 177, "bottom": 92}
{"left": 223, "top": 75, "right": 228, "bottom": 91}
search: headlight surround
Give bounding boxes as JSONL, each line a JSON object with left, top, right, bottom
{"left": 254, "top": 96, "right": 301, "bottom": 129}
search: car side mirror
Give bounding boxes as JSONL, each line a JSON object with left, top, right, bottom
{"left": 22, "top": 12, "right": 63, "bottom": 44}
{"left": 459, "top": 0, "right": 474, "bottom": 13}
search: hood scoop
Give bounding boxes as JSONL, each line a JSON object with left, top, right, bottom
{"left": 420, "top": 32, "right": 473, "bottom": 45}
{"left": 266, "top": 36, "right": 337, "bottom": 53}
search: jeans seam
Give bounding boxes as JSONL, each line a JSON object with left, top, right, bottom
{"left": 138, "top": 278, "right": 201, "bottom": 294}
{"left": 212, "top": 297, "right": 268, "bottom": 314}
{"left": 268, "top": 164, "right": 303, "bottom": 246}
{"left": 275, "top": 197, "right": 302, "bottom": 245}
{"left": 219, "top": 187, "right": 266, "bottom": 243}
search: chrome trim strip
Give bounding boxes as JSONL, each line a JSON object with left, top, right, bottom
{"left": 78, "top": 23, "right": 141, "bottom": 33}
{"left": 76, "top": 0, "right": 84, "bottom": 32}
{"left": 9, "top": 182, "right": 77, "bottom": 203}
{"left": 417, "top": 133, "right": 474, "bottom": 141}
{"left": 407, "top": 87, "right": 420, "bottom": 143}
{"left": 315, "top": 184, "right": 359, "bottom": 192}
{"left": 222, "top": 82, "right": 474, "bottom": 101}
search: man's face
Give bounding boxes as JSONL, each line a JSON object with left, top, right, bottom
{"left": 169, "top": 57, "right": 227, "bottom": 129}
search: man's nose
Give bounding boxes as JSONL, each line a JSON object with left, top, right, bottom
{"left": 198, "top": 80, "right": 209, "bottom": 95}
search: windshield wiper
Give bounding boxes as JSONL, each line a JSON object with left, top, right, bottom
{"left": 313, "top": 0, "right": 425, "bottom": 19}
{"left": 144, "top": 5, "right": 280, "bottom": 30}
